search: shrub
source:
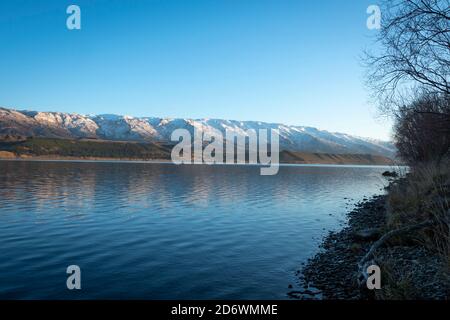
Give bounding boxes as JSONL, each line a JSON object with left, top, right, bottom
{"left": 394, "top": 93, "right": 450, "bottom": 164}
{"left": 387, "top": 160, "right": 450, "bottom": 258}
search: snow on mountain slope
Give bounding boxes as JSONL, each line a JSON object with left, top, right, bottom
{"left": 92, "top": 114, "right": 158, "bottom": 141}
{"left": 0, "top": 107, "right": 396, "bottom": 157}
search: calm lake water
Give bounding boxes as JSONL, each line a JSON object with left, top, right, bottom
{"left": 0, "top": 161, "right": 390, "bottom": 299}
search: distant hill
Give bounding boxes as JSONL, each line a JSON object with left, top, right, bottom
{"left": 0, "top": 137, "right": 394, "bottom": 165}
{"left": 0, "top": 107, "right": 396, "bottom": 158}
{"left": 278, "top": 150, "right": 394, "bottom": 165}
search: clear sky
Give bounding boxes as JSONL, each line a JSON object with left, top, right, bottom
{"left": 0, "top": 0, "right": 392, "bottom": 140}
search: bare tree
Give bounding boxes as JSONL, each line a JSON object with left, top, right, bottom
{"left": 394, "top": 92, "right": 450, "bottom": 163}
{"left": 365, "top": 0, "right": 450, "bottom": 114}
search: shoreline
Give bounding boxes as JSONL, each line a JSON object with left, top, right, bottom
{"left": 0, "top": 155, "right": 397, "bottom": 168}
{"left": 291, "top": 194, "right": 387, "bottom": 300}
{"left": 292, "top": 178, "right": 449, "bottom": 300}
{"left": 0, "top": 157, "right": 397, "bottom": 168}
{"left": 0, "top": 156, "right": 174, "bottom": 164}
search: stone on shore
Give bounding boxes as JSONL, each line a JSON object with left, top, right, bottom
{"left": 352, "top": 228, "right": 381, "bottom": 242}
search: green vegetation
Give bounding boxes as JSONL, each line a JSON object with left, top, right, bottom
{"left": 0, "top": 137, "right": 172, "bottom": 160}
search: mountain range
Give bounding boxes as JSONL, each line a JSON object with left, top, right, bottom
{"left": 0, "top": 107, "right": 395, "bottom": 158}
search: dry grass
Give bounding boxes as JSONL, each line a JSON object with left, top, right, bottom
{"left": 375, "top": 258, "right": 419, "bottom": 300}
{"left": 378, "top": 158, "right": 450, "bottom": 299}
{"left": 387, "top": 159, "right": 449, "bottom": 255}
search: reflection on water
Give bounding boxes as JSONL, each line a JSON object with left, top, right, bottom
{"left": 0, "top": 161, "right": 389, "bottom": 299}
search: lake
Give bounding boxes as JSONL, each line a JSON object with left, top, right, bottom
{"left": 0, "top": 160, "right": 390, "bottom": 299}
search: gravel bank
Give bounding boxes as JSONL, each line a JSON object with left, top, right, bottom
{"left": 290, "top": 193, "right": 449, "bottom": 300}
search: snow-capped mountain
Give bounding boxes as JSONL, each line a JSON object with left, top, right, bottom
{"left": 0, "top": 107, "right": 395, "bottom": 157}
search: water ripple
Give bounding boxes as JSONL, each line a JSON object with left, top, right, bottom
{"left": 0, "top": 161, "right": 390, "bottom": 299}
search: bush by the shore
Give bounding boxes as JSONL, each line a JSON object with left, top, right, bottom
{"left": 297, "top": 160, "right": 449, "bottom": 300}
{"left": 377, "top": 160, "right": 449, "bottom": 299}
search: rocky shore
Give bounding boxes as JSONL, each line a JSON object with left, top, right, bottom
{"left": 290, "top": 183, "right": 449, "bottom": 300}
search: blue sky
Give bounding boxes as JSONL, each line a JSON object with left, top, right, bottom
{"left": 0, "top": 0, "right": 392, "bottom": 140}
